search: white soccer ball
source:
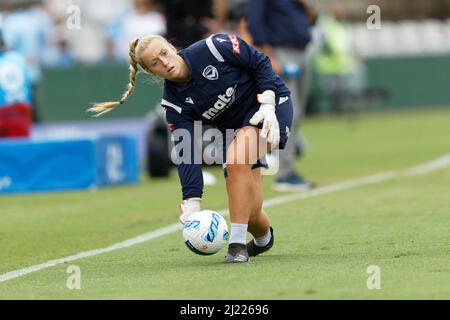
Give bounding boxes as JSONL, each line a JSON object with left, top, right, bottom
{"left": 183, "top": 210, "right": 229, "bottom": 255}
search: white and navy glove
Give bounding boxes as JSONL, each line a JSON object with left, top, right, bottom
{"left": 179, "top": 198, "right": 201, "bottom": 225}
{"left": 249, "top": 90, "right": 280, "bottom": 146}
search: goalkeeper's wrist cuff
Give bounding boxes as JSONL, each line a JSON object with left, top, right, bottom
{"left": 257, "top": 90, "right": 276, "bottom": 106}
{"left": 182, "top": 198, "right": 201, "bottom": 211}
{"left": 183, "top": 198, "right": 202, "bottom": 205}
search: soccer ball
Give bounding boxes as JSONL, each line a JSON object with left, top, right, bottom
{"left": 183, "top": 210, "right": 229, "bottom": 255}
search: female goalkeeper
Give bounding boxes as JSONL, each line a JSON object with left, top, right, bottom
{"left": 89, "top": 34, "right": 293, "bottom": 263}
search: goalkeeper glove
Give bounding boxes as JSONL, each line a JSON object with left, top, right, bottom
{"left": 179, "top": 197, "right": 201, "bottom": 225}
{"left": 249, "top": 90, "right": 280, "bottom": 146}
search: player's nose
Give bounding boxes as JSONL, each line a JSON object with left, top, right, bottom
{"left": 160, "top": 57, "right": 169, "bottom": 67}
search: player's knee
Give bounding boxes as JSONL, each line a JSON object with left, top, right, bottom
{"left": 226, "top": 163, "right": 252, "bottom": 177}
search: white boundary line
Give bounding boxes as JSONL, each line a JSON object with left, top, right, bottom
{"left": 1, "top": 153, "right": 450, "bottom": 284}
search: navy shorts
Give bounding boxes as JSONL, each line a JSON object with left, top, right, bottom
{"left": 223, "top": 95, "right": 293, "bottom": 176}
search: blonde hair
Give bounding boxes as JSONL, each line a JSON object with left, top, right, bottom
{"left": 87, "top": 35, "right": 167, "bottom": 117}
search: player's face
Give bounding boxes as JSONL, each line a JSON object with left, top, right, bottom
{"left": 140, "top": 39, "right": 188, "bottom": 82}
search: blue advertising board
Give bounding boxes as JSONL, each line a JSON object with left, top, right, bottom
{"left": 0, "top": 134, "right": 139, "bottom": 194}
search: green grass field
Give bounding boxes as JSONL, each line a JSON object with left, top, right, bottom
{"left": 1, "top": 107, "right": 450, "bottom": 299}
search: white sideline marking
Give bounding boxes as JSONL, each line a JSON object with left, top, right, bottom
{"left": 1, "top": 153, "right": 450, "bottom": 284}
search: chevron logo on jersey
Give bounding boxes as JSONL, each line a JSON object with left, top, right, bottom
{"left": 185, "top": 97, "right": 194, "bottom": 104}
{"left": 202, "top": 65, "right": 219, "bottom": 80}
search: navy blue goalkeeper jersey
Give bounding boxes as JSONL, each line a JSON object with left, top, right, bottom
{"left": 161, "top": 33, "right": 290, "bottom": 200}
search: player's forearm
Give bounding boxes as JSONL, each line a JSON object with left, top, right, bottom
{"left": 213, "top": 0, "right": 229, "bottom": 29}
{"left": 247, "top": 0, "right": 270, "bottom": 46}
{"left": 257, "top": 45, "right": 275, "bottom": 59}
{"left": 297, "top": 0, "right": 319, "bottom": 25}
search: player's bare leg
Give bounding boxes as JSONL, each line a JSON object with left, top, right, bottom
{"left": 247, "top": 168, "right": 270, "bottom": 238}
{"left": 224, "top": 126, "right": 273, "bottom": 262}
{"left": 246, "top": 168, "right": 274, "bottom": 257}
{"left": 226, "top": 126, "right": 267, "bottom": 224}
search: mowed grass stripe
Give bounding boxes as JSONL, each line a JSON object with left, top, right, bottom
{"left": 1, "top": 168, "right": 449, "bottom": 299}
{"left": 1, "top": 153, "right": 449, "bottom": 284}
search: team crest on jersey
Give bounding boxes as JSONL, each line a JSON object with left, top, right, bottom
{"left": 202, "top": 65, "right": 219, "bottom": 80}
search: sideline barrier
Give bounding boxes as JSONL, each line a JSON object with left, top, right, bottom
{"left": 0, "top": 134, "right": 139, "bottom": 194}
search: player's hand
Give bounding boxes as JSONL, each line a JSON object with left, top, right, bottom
{"left": 249, "top": 90, "right": 280, "bottom": 146}
{"left": 179, "top": 198, "right": 201, "bottom": 225}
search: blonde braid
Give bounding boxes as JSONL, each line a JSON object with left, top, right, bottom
{"left": 87, "top": 39, "right": 140, "bottom": 117}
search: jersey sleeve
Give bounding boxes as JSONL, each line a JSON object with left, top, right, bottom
{"left": 165, "top": 106, "right": 204, "bottom": 200}
{"left": 210, "top": 34, "right": 277, "bottom": 93}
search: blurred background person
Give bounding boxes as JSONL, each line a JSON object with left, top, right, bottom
{"left": 163, "top": 0, "right": 229, "bottom": 49}
{"left": 44, "top": 0, "right": 130, "bottom": 65}
{"left": 247, "top": 0, "right": 318, "bottom": 191}
{"left": 0, "top": 0, "right": 52, "bottom": 121}
{"left": 106, "top": 0, "right": 166, "bottom": 62}
{"left": 35, "top": 2, "right": 77, "bottom": 69}
{"left": 313, "top": 3, "right": 368, "bottom": 114}
{"left": 0, "top": 30, "right": 33, "bottom": 138}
